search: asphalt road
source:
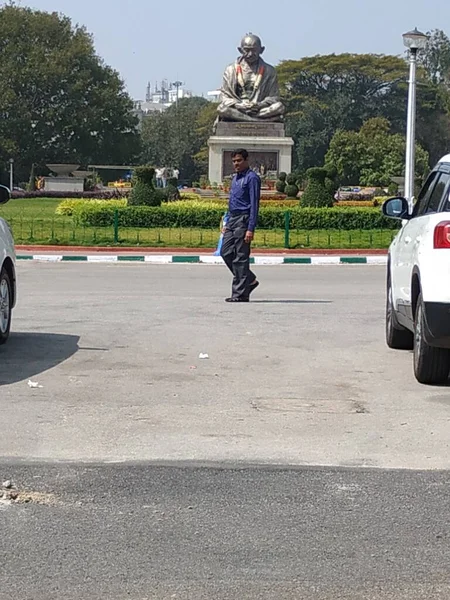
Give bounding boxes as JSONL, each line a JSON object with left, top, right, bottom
{"left": 1, "top": 462, "right": 450, "bottom": 600}
{"left": 1, "top": 263, "right": 450, "bottom": 469}
{"left": 2, "top": 263, "right": 450, "bottom": 599}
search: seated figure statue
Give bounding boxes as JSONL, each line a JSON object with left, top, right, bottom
{"left": 217, "top": 34, "right": 285, "bottom": 123}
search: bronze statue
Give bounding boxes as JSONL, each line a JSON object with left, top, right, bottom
{"left": 217, "top": 34, "right": 285, "bottom": 123}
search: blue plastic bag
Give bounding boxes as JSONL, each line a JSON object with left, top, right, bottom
{"left": 213, "top": 213, "right": 229, "bottom": 256}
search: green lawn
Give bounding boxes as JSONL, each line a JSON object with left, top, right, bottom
{"left": 0, "top": 198, "right": 396, "bottom": 249}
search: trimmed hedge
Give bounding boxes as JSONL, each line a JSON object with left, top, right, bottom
{"left": 11, "top": 189, "right": 129, "bottom": 200}
{"left": 56, "top": 198, "right": 128, "bottom": 216}
{"left": 78, "top": 204, "right": 399, "bottom": 231}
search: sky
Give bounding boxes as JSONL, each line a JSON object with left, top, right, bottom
{"left": 24, "top": 0, "right": 450, "bottom": 100}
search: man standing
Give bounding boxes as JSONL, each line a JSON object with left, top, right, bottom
{"left": 155, "top": 167, "right": 163, "bottom": 188}
{"left": 221, "top": 149, "right": 260, "bottom": 302}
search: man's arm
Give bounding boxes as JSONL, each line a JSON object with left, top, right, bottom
{"left": 247, "top": 174, "right": 261, "bottom": 238}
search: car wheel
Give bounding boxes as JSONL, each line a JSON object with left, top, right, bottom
{"left": 386, "top": 275, "right": 413, "bottom": 350}
{"left": 413, "top": 293, "right": 450, "bottom": 385}
{"left": 0, "top": 267, "right": 12, "bottom": 345}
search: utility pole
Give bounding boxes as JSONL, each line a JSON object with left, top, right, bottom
{"left": 8, "top": 158, "right": 14, "bottom": 191}
{"left": 402, "top": 28, "right": 429, "bottom": 211}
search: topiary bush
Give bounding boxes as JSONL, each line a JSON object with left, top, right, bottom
{"left": 388, "top": 182, "right": 399, "bottom": 196}
{"left": 286, "top": 173, "right": 297, "bottom": 185}
{"left": 278, "top": 172, "right": 287, "bottom": 182}
{"left": 324, "top": 165, "right": 339, "bottom": 200}
{"left": 301, "top": 167, "right": 334, "bottom": 208}
{"left": 166, "top": 177, "right": 181, "bottom": 202}
{"left": 285, "top": 184, "right": 299, "bottom": 198}
{"left": 129, "top": 165, "right": 164, "bottom": 207}
{"left": 276, "top": 179, "right": 287, "bottom": 193}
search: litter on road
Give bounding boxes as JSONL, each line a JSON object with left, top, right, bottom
{"left": 28, "top": 380, "right": 43, "bottom": 389}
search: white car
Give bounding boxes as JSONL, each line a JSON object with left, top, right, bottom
{"left": 0, "top": 185, "right": 16, "bottom": 344}
{"left": 383, "top": 154, "right": 450, "bottom": 384}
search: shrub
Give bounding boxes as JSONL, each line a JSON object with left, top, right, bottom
{"left": 180, "top": 193, "right": 202, "bottom": 201}
{"left": 301, "top": 167, "right": 334, "bottom": 208}
{"left": 132, "top": 165, "right": 155, "bottom": 185}
{"left": 335, "top": 200, "right": 379, "bottom": 208}
{"left": 129, "top": 183, "right": 165, "bottom": 207}
{"left": 388, "top": 182, "right": 399, "bottom": 196}
{"left": 285, "top": 184, "right": 299, "bottom": 198}
{"left": 199, "top": 175, "right": 209, "bottom": 189}
{"left": 286, "top": 173, "right": 297, "bottom": 185}
{"left": 278, "top": 172, "right": 287, "bottom": 182}
{"left": 166, "top": 177, "right": 181, "bottom": 201}
{"left": 11, "top": 189, "right": 128, "bottom": 200}
{"left": 276, "top": 179, "right": 286, "bottom": 193}
{"left": 56, "top": 198, "right": 128, "bottom": 217}
{"left": 79, "top": 203, "right": 398, "bottom": 231}
{"left": 324, "top": 165, "right": 339, "bottom": 199}
{"left": 129, "top": 165, "right": 164, "bottom": 207}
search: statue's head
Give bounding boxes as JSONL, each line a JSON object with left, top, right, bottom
{"left": 238, "top": 33, "right": 265, "bottom": 65}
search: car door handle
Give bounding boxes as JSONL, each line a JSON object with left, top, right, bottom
{"left": 404, "top": 236, "right": 412, "bottom": 244}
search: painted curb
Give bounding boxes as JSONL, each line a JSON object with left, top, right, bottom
{"left": 16, "top": 255, "right": 388, "bottom": 265}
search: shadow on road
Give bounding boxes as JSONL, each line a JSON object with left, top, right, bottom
{"left": 0, "top": 332, "right": 80, "bottom": 386}
{"left": 252, "top": 300, "right": 332, "bottom": 304}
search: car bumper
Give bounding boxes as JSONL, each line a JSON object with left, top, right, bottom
{"left": 424, "top": 302, "right": 450, "bottom": 348}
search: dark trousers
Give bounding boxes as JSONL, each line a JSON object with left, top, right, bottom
{"left": 220, "top": 213, "right": 257, "bottom": 298}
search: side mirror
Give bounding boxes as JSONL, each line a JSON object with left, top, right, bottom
{"left": 0, "top": 185, "right": 10, "bottom": 205}
{"left": 382, "top": 197, "right": 410, "bottom": 220}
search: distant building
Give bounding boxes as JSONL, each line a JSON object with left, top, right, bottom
{"left": 133, "top": 80, "right": 195, "bottom": 129}
{"left": 145, "top": 80, "right": 193, "bottom": 106}
{"left": 207, "top": 90, "right": 221, "bottom": 102}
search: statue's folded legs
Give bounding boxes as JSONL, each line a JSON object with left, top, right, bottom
{"left": 217, "top": 102, "right": 285, "bottom": 122}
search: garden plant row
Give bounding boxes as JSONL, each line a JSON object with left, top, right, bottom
{"left": 67, "top": 201, "right": 399, "bottom": 231}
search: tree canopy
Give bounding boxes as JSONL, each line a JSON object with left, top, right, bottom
{"left": 140, "top": 97, "right": 215, "bottom": 182}
{"left": 0, "top": 4, "right": 140, "bottom": 180}
{"left": 277, "top": 52, "right": 450, "bottom": 173}
{"left": 325, "top": 118, "right": 429, "bottom": 187}
{"left": 418, "top": 29, "right": 450, "bottom": 86}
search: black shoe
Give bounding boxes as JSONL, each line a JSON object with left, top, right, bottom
{"left": 248, "top": 280, "right": 259, "bottom": 296}
{"left": 225, "top": 297, "right": 249, "bottom": 303}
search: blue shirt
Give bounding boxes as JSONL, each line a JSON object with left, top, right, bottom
{"left": 228, "top": 169, "right": 261, "bottom": 232}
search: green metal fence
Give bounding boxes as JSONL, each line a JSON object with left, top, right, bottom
{"left": 6, "top": 212, "right": 398, "bottom": 249}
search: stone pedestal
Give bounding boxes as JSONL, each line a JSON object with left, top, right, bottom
{"left": 43, "top": 177, "right": 84, "bottom": 193}
{"left": 208, "top": 122, "right": 294, "bottom": 184}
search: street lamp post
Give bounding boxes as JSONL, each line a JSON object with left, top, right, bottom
{"left": 8, "top": 158, "right": 14, "bottom": 192}
{"left": 172, "top": 81, "right": 183, "bottom": 109}
{"left": 172, "top": 81, "right": 184, "bottom": 169}
{"left": 403, "top": 28, "right": 428, "bottom": 210}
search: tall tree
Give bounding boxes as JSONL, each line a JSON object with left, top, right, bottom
{"left": 0, "top": 4, "right": 140, "bottom": 181}
{"left": 140, "top": 97, "right": 214, "bottom": 182}
{"left": 418, "top": 29, "right": 450, "bottom": 86}
{"left": 325, "top": 118, "right": 429, "bottom": 187}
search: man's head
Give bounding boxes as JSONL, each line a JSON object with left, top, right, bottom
{"left": 238, "top": 34, "right": 264, "bottom": 65}
{"left": 231, "top": 149, "right": 249, "bottom": 173}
